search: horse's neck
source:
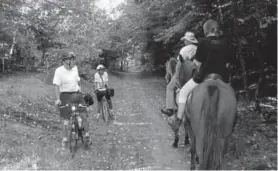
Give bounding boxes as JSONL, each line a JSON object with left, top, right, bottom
{"left": 178, "top": 60, "right": 196, "bottom": 86}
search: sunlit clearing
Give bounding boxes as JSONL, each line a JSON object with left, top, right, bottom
{"left": 95, "top": 0, "right": 126, "bottom": 19}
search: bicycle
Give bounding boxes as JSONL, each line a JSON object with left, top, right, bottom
{"left": 97, "top": 89, "right": 113, "bottom": 124}
{"left": 59, "top": 103, "right": 88, "bottom": 158}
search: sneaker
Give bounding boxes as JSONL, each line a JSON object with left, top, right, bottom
{"left": 168, "top": 116, "right": 182, "bottom": 132}
{"left": 109, "top": 109, "right": 115, "bottom": 120}
{"left": 161, "top": 108, "right": 174, "bottom": 116}
{"left": 85, "top": 136, "right": 92, "bottom": 147}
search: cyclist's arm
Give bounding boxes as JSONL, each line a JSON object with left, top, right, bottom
{"left": 94, "top": 82, "right": 98, "bottom": 91}
{"left": 54, "top": 85, "right": 60, "bottom": 100}
{"left": 78, "top": 81, "right": 83, "bottom": 92}
{"left": 105, "top": 73, "right": 109, "bottom": 88}
{"left": 53, "top": 69, "right": 61, "bottom": 100}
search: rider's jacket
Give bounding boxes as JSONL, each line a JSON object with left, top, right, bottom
{"left": 193, "top": 36, "right": 233, "bottom": 84}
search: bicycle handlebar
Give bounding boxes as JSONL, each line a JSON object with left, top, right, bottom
{"left": 59, "top": 103, "right": 88, "bottom": 109}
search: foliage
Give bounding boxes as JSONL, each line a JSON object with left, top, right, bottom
{"left": 1, "top": 0, "right": 277, "bottom": 97}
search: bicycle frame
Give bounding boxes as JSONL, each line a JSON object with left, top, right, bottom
{"left": 59, "top": 103, "right": 87, "bottom": 157}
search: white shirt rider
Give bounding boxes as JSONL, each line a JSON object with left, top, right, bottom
{"left": 94, "top": 65, "right": 108, "bottom": 91}
{"left": 53, "top": 65, "right": 81, "bottom": 92}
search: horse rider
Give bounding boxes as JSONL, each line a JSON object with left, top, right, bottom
{"left": 168, "top": 19, "right": 234, "bottom": 132}
{"left": 53, "top": 52, "right": 91, "bottom": 149}
{"left": 161, "top": 32, "right": 198, "bottom": 116}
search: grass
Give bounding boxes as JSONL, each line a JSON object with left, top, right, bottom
{"left": 0, "top": 72, "right": 70, "bottom": 169}
{"left": 0, "top": 72, "right": 276, "bottom": 170}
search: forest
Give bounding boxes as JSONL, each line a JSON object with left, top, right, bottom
{"left": 0, "top": 0, "right": 277, "bottom": 169}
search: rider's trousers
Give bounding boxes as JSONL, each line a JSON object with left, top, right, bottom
{"left": 178, "top": 78, "right": 199, "bottom": 104}
{"left": 166, "top": 76, "right": 177, "bottom": 109}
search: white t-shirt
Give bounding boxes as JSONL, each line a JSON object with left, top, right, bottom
{"left": 177, "top": 44, "right": 197, "bottom": 60}
{"left": 53, "top": 65, "right": 80, "bottom": 92}
{"left": 94, "top": 72, "right": 108, "bottom": 90}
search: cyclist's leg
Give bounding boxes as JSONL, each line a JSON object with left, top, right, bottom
{"left": 80, "top": 112, "right": 89, "bottom": 135}
{"left": 73, "top": 92, "right": 91, "bottom": 142}
{"left": 105, "top": 93, "right": 113, "bottom": 109}
{"left": 105, "top": 92, "right": 114, "bottom": 118}
{"left": 59, "top": 93, "right": 71, "bottom": 147}
{"left": 96, "top": 91, "right": 104, "bottom": 115}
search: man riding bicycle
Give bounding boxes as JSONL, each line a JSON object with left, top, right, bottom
{"left": 94, "top": 64, "right": 114, "bottom": 119}
{"left": 53, "top": 52, "right": 91, "bottom": 149}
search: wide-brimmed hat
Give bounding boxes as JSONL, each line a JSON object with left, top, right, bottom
{"left": 180, "top": 32, "right": 198, "bottom": 43}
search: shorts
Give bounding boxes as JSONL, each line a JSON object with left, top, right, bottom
{"left": 59, "top": 92, "right": 87, "bottom": 120}
{"left": 95, "top": 89, "right": 111, "bottom": 102}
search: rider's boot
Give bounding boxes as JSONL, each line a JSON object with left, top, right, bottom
{"left": 161, "top": 108, "right": 174, "bottom": 116}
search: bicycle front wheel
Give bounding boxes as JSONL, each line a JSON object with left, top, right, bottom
{"left": 101, "top": 98, "right": 109, "bottom": 124}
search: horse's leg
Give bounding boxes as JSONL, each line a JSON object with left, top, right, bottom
{"left": 195, "top": 156, "right": 199, "bottom": 164}
{"left": 172, "top": 129, "right": 179, "bottom": 148}
{"left": 184, "top": 122, "right": 190, "bottom": 145}
{"left": 186, "top": 118, "right": 196, "bottom": 170}
{"left": 190, "top": 134, "right": 196, "bottom": 170}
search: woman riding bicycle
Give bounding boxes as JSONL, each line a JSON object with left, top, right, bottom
{"left": 94, "top": 64, "right": 114, "bottom": 119}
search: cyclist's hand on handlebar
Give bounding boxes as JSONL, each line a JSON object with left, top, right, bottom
{"left": 55, "top": 99, "right": 61, "bottom": 106}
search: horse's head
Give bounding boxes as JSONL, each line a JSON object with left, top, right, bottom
{"left": 178, "top": 57, "right": 199, "bottom": 86}
{"left": 165, "top": 58, "right": 177, "bottom": 83}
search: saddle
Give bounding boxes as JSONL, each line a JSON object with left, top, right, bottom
{"left": 204, "top": 73, "right": 223, "bottom": 81}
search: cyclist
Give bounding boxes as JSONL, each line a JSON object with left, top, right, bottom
{"left": 94, "top": 64, "right": 114, "bottom": 119}
{"left": 53, "top": 52, "right": 91, "bottom": 149}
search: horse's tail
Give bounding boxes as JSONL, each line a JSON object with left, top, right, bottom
{"left": 201, "top": 85, "right": 224, "bottom": 170}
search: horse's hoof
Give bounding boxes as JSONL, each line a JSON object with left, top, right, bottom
{"left": 190, "top": 165, "right": 196, "bottom": 170}
{"left": 172, "top": 143, "right": 178, "bottom": 148}
{"left": 196, "top": 156, "right": 199, "bottom": 164}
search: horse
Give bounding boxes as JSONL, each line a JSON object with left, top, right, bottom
{"left": 164, "top": 56, "right": 198, "bottom": 148}
{"left": 184, "top": 74, "right": 237, "bottom": 170}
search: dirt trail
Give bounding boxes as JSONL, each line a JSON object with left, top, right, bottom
{"left": 0, "top": 72, "right": 276, "bottom": 170}
{"left": 0, "top": 72, "right": 191, "bottom": 170}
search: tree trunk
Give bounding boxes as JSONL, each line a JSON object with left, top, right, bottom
{"left": 41, "top": 49, "right": 46, "bottom": 66}
{"left": 238, "top": 48, "right": 249, "bottom": 102}
{"left": 120, "top": 57, "right": 124, "bottom": 71}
